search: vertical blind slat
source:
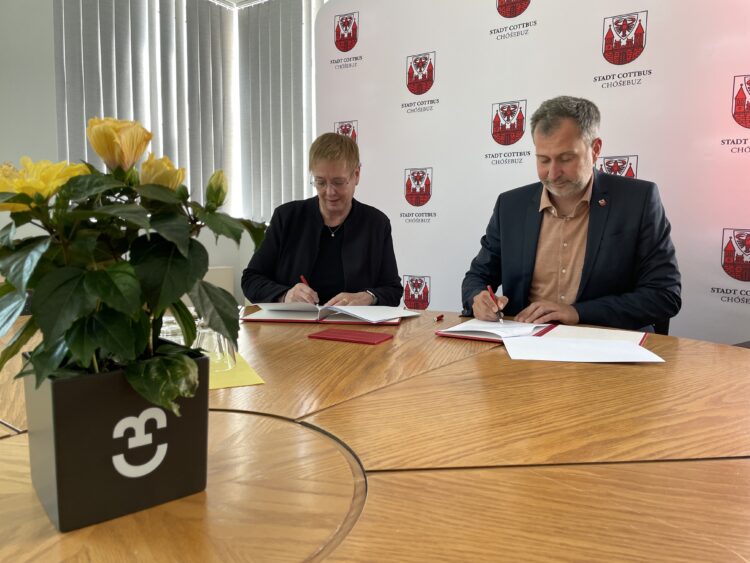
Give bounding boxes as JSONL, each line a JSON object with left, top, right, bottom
{"left": 290, "top": 0, "right": 304, "bottom": 201}
{"left": 54, "top": 0, "right": 69, "bottom": 161}
{"left": 159, "top": 0, "right": 177, "bottom": 160}
{"left": 99, "top": 0, "right": 117, "bottom": 119}
{"left": 81, "top": 0, "right": 103, "bottom": 137}
{"left": 175, "top": 0, "right": 189, "bottom": 180}
{"left": 187, "top": 0, "right": 202, "bottom": 193}
{"left": 130, "top": 0, "right": 149, "bottom": 131}
{"left": 113, "top": 0, "right": 133, "bottom": 120}
{"left": 62, "top": 0, "right": 87, "bottom": 164}
{"left": 279, "top": 0, "right": 293, "bottom": 204}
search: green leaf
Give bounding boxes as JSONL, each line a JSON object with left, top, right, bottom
{"left": 64, "top": 232, "right": 98, "bottom": 267}
{"left": 130, "top": 235, "right": 209, "bottom": 317}
{"left": 155, "top": 341, "right": 193, "bottom": 356}
{"left": 0, "top": 237, "right": 51, "bottom": 292}
{"left": 0, "top": 290, "right": 27, "bottom": 339}
{"left": 9, "top": 211, "right": 33, "bottom": 227}
{"left": 168, "top": 299, "right": 197, "bottom": 347}
{"left": 240, "top": 218, "right": 267, "bottom": 250}
{"left": 188, "top": 279, "right": 240, "bottom": 345}
{"left": 199, "top": 210, "right": 244, "bottom": 245}
{"left": 58, "top": 174, "right": 125, "bottom": 202}
{"left": 125, "top": 354, "right": 199, "bottom": 416}
{"left": 29, "top": 337, "right": 69, "bottom": 388}
{"left": 90, "top": 307, "right": 137, "bottom": 361}
{"left": 65, "top": 316, "right": 97, "bottom": 368}
{"left": 136, "top": 184, "right": 183, "bottom": 204}
{"left": 31, "top": 267, "right": 97, "bottom": 341}
{"left": 132, "top": 310, "right": 151, "bottom": 359}
{"left": 0, "top": 222, "right": 16, "bottom": 248}
{"left": 82, "top": 160, "right": 102, "bottom": 174}
{"left": 151, "top": 212, "right": 190, "bottom": 257}
{"left": 0, "top": 192, "right": 33, "bottom": 205}
{"left": 175, "top": 185, "right": 189, "bottom": 202}
{"left": 69, "top": 204, "right": 150, "bottom": 229}
{"left": 84, "top": 262, "right": 142, "bottom": 317}
{"left": 0, "top": 316, "right": 38, "bottom": 372}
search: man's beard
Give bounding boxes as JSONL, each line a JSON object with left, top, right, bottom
{"left": 542, "top": 177, "right": 588, "bottom": 199}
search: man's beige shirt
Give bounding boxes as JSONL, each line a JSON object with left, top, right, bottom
{"left": 527, "top": 183, "right": 593, "bottom": 305}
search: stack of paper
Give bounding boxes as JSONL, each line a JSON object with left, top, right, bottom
{"left": 502, "top": 336, "right": 663, "bottom": 363}
{"left": 502, "top": 324, "right": 662, "bottom": 363}
{"left": 436, "top": 319, "right": 549, "bottom": 342}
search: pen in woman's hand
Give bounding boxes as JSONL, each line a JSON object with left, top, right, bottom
{"left": 486, "top": 285, "right": 504, "bottom": 323}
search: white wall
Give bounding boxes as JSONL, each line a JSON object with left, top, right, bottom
{"left": 0, "top": 0, "right": 58, "bottom": 162}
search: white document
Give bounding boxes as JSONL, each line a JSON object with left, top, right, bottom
{"left": 502, "top": 336, "right": 664, "bottom": 363}
{"left": 254, "top": 303, "right": 420, "bottom": 323}
{"left": 437, "top": 319, "right": 548, "bottom": 341}
{"left": 543, "top": 324, "right": 646, "bottom": 345}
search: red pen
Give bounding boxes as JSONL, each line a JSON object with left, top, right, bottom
{"left": 433, "top": 314, "right": 444, "bottom": 322}
{"left": 486, "top": 285, "right": 504, "bottom": 323}
{"left": 300, "top": 275, "right": 309, "bottom": 286}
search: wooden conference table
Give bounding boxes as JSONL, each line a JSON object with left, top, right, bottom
{"left": 1, "top": 311, "right": 750, "bottom": 561}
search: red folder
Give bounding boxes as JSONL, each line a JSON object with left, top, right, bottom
{"left": 308, "top": 328, "right": 394, "bottom": 345}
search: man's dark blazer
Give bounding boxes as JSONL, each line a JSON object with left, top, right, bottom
{"left": 461, "top": 169, "right": 681, "bottom": 330}
{"left": 242, "top": 197, "right": 403, "bottom": 306}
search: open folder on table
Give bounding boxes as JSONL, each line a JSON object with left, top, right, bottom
{"left": 436, "top": 319, "right": 551, "bottom": 342}
{"left": 242, "top": 303, "right": 421, "bottom": 324}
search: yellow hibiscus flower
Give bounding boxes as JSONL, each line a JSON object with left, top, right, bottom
{"left": 140, "top": 153, "right": 185, "bottom": 190}
{"left": 0, "top": 157, "right": 90, "bottom": 212}
{"left": 86, "top": 117, "right": 152, "bottom": 172}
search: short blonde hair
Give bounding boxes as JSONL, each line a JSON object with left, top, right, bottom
{"left": 309, "top": 133, "right": 359, "bottom": 172}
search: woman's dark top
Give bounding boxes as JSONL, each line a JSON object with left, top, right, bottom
{"left": 241, "top": 197, "right": 403, "bottom": 306}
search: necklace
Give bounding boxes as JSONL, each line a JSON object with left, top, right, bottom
{"left": 326, "top": 223, "right": 343, "bottom": 238}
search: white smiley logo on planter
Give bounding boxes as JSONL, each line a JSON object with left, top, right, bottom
{"left": 111, "top": 407, "right": 168, "bottom": 478}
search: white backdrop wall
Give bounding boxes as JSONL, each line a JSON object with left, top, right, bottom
{"left": 314, "top": 0, "right": 750, "bottom": 344}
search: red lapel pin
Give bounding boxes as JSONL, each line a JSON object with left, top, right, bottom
{"left": 598, "top": 198, "right": 607, "bottom": 207}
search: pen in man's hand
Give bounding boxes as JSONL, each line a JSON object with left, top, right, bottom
{"left": 486, "top": 284, "right": 504, "bottom": 323}
{"left": 300, "top": 275, "right": 309, "bottom": 286}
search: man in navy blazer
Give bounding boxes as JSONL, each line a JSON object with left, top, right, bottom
{"left": 462, "top": 96, "right": 681, "bottom": 331}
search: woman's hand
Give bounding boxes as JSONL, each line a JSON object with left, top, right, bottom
{"left": 283, "top": 283, "right": 319, "bottom": 304}
{"left": 324, "top": 291, "right": 375, "bottom": 306}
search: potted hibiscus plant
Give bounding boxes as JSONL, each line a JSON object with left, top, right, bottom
{"left": 0, "top": 117, "right": 263, "bottom": 532}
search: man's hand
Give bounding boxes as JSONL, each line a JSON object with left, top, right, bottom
{"left": 283, "top": 283, "right": 319, "bottom": 304}
{"left": 515, "top": 300, "right": 579, "bottom": 325}
{"left": 324, "top": 291, "right": 374, "bottom": 306}
{"left": 472, "top": 290, "right": 509, "bottom": 321}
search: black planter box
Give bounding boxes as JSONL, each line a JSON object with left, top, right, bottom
{"left": 23, "top": 354, "right": 209, "bottom": 532}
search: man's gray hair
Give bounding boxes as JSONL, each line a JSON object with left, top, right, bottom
{"left": 530, "top": 96, "right": 601, "bottom": 144}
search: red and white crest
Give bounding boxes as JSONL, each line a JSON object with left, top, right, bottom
{"left": 334, "top": 120, "right": 358, "bottom": 143}
{"left": 722, "top": 229, "right": 750, "bottom": 282}
{"left": 602, "top": 11, "right": 647, "bottom": 65}
{"left": 404, "top": 168, "right": 432, "bottom": 207}
{"left": 406, "top": 52, "right": 435, "bottom": 96}
{"left": 491, "top": 100, "right": 526, "bottom": 145}
{"left": 496, "top": 0, "right": 530, "bottom": 18}
{"left": 403, "top": 275, "right": 431, "bottom": 310}
{"left": 732, "top": 75, "right": 750, "bottom": 129}
{"left": 334, "top": 13, "right": 358, "bottom": 53}
{"left": 597, "top": 155, "right": 638, "bottom": 178}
